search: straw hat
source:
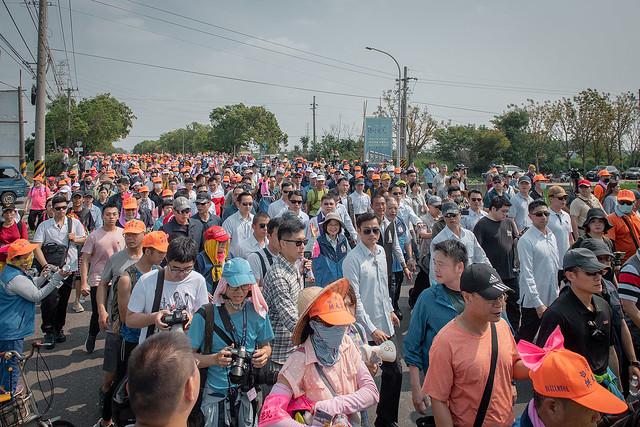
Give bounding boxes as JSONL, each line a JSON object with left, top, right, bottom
{"left": 291, "top": 278, "right": 351, "bottom": 345}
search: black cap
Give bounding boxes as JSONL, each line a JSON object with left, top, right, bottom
{"left": 579, "top": 239, "right": 613, "bottom": 258}
{"left": 584, "top": 208, "right": 612, "bottom": 232}
{"left": 460, "top": 263, "right": 512, "bottom": 300}
{"left": 84, "top": 191, "right": 94, "bottom": 198}
{"left": 563, "top": 248, "right": 609, "bottom": 272}
{"left": 2, "top": 203, "right": 15, "bottom": 213}
{"left": 441, "top": 201, "right": 460, "bottom": 216}
{"left": 195, "top": 192, "right": 210, "bottom": 204}
{"left": 72, "top": 190, "right": 84, "bottom": 198}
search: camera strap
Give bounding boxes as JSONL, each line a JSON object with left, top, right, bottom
{"left": 146, "top": 268, "right": 165, "bottom": 339}
{"left": 219, "top": 303, "right": 247, "bottom": 346}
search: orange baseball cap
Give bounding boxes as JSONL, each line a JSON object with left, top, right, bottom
{"left": 529, "top": 349, "right": 627, "bottom": 414}
{"left": 143, "top": 231, "right": 168, "bottom": 252}
{"left": 123, "top": 219, "right": 145, "bottom": 234}
{"left": 122, "top": 197, "right": 138, "bottom": 209}
{"left": 162, "top": 189, "right": 173, "bottom": 198}
{"left": 204, "top": 225, "right": 230, "bottom": 242}
{"left": 618, "top": 189, "right": 635, "bottom": 202}
{"left": 222, "top": 176, "right": 230, "bottom": 182}
{"left": 598, "top": 169, "right": 612, "bottom": 177}
{"left": 372, "top": 174, "right": 380, "bottom": 180}
{"left": 153, "top": 177, "right": 162, "bottom": 183}
{"left": 309, "top": 290, "right": 355, "bottom": 326}
{"left": 139, "top": 186, "right": 149, "bottom": 193}
{"left": 6, "top": 239, "right": 38, "bottom": 259}
{"left": 394, "top": 168, "right": 401, "bottom": 174}
{"left": 533, "top": 174, "right": 549, "bottom": 182}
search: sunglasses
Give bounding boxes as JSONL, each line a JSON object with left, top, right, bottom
{"left": 282, "top": 239, "right": 308, "bottom": 247}
{"left": 362, "top": 227, "right": 380, "bottom": 235}
{"left": 492, "top": 181, "right": 502, "bottom": 184}
{"left": 444, "top": 213, "right": 459, "bottom": 218}
{"left": 532, "top": 211, "right": 550, "bottom": 217}
{"left": 579, "top": 185, "right": 590, "bottom": 189}
{"left": 470, "top": 198, "right": 483, "bottom": 202}
{"left": 196, "top": 202, "right": 209, "bottom": 206}
{"left": 554, "top": 196, "right": 567, "bottom": 201}
{"left": 392, "top": 192, "right": 402, "bottom": 196}
{"left": 54, "top": 206, "right": 67, "bottom": 211}
{"left": 290, "top": 200, "right": 303, "bottom": 205}
{"left": 257, "top": 223, "right": 267, "bottom": 228}
{"left": 240, "top": 202, "right": 253, "bottom": 207}
{"left": 177, "top": 209, "right": 190, "bottom": 214}
{"left": 619, "top": 201, "right": 634, "bottom": 206}
{"left": 587, "top": 320, "right": 605, "bottom": 339}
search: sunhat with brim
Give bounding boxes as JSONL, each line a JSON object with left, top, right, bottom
{"left": 5, "top": 239, "right": 38, "bottom": 260}
{"left": 584, "top": 208, "right": 612, "bottom": 232}
{"left": 530, "top": 349, "right": 628, "bottom": 415}
{"left": 292, "top": 278, "right": 352, "bottom": 345}
{"left": 320, "top": 212, "right": 345, "bottom": 231}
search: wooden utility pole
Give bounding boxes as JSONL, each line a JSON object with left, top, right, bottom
{"left": 18, "top": 71, "right": 25, "bottom": 177}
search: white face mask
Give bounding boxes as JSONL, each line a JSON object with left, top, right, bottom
{"left": 540, "top": 183, "right": 547, "bottom": 190}
{"left": 154, "top": 184, "right": 162, "bottom": 190}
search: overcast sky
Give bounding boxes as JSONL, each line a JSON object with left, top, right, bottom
{"left": 1, "top": 0, "right": 639, "bottom": 153}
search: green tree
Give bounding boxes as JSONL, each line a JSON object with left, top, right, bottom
{"left": 208, "top": 104, "right": 286, "bottom": 154}
{"left": 572, "top": 89, "right": 612, "bottom": 172}
{"left": 492, "top": 107, "right": 530, "bottom": 167}
{"left": 548, "top": 98, "right": 577, "bottom": 170}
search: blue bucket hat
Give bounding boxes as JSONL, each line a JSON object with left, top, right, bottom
{"left": 222, "top": 258, "right": 255, "bottom": 287}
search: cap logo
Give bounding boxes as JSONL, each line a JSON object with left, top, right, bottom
{"left": 489, "top": 274, "right": 500, "bottom": 284}
{"left": 544, "top": 384, "right": 570, "bottom": 393}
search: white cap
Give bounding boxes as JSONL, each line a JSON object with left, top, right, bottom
{"left": 309, "top": 173, "right": 318, "bottom": 179}
{"left": 316, "top": 174, "right": 326, "bottom": 181}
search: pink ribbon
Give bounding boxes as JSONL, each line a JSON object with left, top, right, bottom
{"left": 212, "top": 277, "right": 268, "bottom": 319}
{"left": 517, "top": 326, "right": 565, "bottom": 372}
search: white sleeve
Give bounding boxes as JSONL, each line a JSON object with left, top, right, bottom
{"left": 128, "top": 274, "right": 151, "bottom": 314}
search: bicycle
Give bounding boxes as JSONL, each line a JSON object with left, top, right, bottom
{"left": 0, "top": 341, "right": 74, "bottom": 427}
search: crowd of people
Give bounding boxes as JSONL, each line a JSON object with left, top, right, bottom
{"left": 1, "top": 152, "right": 640, "bottom": 427}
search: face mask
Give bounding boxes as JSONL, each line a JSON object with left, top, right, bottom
{"left": 309, "top": 320, "right": 345, "bottom": 367}
{"left": 104, "top": 184, "right": 111, "bottom": 190}
{"left": 9, "top": 253, "right": 34, "bottom": 271}
{"left": 540, "top": 183, "right": 547, "bottom": 190}
{"left": 603, "top": 178, "right": 610, "bottom": 184}
{"left": 124, "top": 215, "right": 135, "bottom": 221}
{"left": 154, "top": 184, "right": 162, "bottom": 190}
{"left": 619, "top": 204, "right": 634, "bottom": 214}
{"left": 216, "top": 251, "right": 226, "bottom": 263}
{"left": 85, "top": 181, "right": 91, "bottom": 185}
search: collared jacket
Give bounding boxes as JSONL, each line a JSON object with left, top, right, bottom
{"left": 312, "top": 232, "right": 348, "bottom": 287}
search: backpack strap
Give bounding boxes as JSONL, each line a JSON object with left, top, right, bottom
{"left": 473, "top": 322, "right": 498, "bottom": 427}
{"left": 145, "top": 268, "right": 165, "bottom": 339}
{"left": 203, "top": 303, "right": 215, "bottom": 355}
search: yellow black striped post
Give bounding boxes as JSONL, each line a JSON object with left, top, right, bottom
{"left": 400, "top": 157, "right": 407, "bottom": 169}
{"left": 20, "top": 157, "right": 27, "bottom": 177}
{"left": 34, "top": 160, "right": 45, "bottom": 178}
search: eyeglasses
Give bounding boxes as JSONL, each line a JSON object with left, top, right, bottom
{"left": 240, "top": 202, "right": 252, "bottom": 207}
{"left": 392, "top": 192, "right": 402, "bottom": 196}
{"left": 230, "top": 284, "right": 250, "bottom": 292}
{"left": 470, "top": 198, "right": 483, "bottom": 202}
{"left": 444, "top": 213, "right": 459, "bottom": 218}
{"left": 290, "top": 200, "right": 302, "bottom": 205}
{"left": 168, "top": 264, "right": 193, "bottom": 275}
{"left": 579, "top": 185, "right": 590, "bottom": 189}
{"left": 282, "top": 239, "right": 308, "bottom": 247}
{"left": 492, "top": 181, "right": 502, "bottom": 184}
{"left": 532, "top": 211, "right": 550, "bottom": 217}
{"left": 362, "top": 227, "right": 380, "bottom": 235}
{"left": 54, "top": 206, "right": 67, "bottom": 211}
{"left": 196, "top": 202, "right": 209, "bottom": 206}
{"left": 177, "top": 209, "right": 190, "bottom": 214}
{"left": 619, "top": 201, "right": 634, "bottom": 206}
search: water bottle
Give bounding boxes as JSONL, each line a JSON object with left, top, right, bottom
{"left": 630, "top": 374, "right": 639, "bottom": 397}
{"left": 43, "top": 266, "right": 59, "bottom": 281}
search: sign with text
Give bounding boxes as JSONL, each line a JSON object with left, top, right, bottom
{"left": 364, "top": 117, "right": 393, "bottom": 163}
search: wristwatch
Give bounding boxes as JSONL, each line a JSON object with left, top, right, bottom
{"left": 630, "top": 361, "right": 640, "bottom": 367}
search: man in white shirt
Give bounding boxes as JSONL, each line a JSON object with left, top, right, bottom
{"left": 342, "top": 212, "right": 401, "bottom": 427}
{"left": 247, "top": 217, "right": 282, "bottom": 286}
{"left": 222, "top": 191, "right": 254, "bottom": 258}
{"left": 234, "top": 211, "right": 269, "bottom": 259}
{"left": 349, "top": 178, "right": 371, "bottom": 219}
{"left": 267, "top": 181, "right": 292, "bottom": 218}
{"left": 274, "top": 190, "right": 309, "bottom": 234}
{"left": 429, "top": 201, "right": 490, "bottom": 284}
{"left": 508, "top": 176, "right": 534, "bottom": 233}
{"left": 546, "top": 185, "right": 573, "bottom": 259}
{"left": 432, "top": 164, "right": 448, "bottom": 194}
{"left": 516, "top": 199, "right": 560, "bottom": 343}
{"left": 461, "top": 189, "right": 487, "bottom": 231}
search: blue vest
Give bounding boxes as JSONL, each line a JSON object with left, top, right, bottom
{"left": 0, "top": 265, "right": 36, "bottom": 340}
{"left": 392, "top": 217, "right": 407, "bottom": 273}
{"left": 312, "top": 233, "right": 348, "bottom": 287}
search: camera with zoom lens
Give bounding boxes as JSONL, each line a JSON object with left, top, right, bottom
{"left": 613, "top": 251, "right": 626, "bottom": 267}
{"left": 227, "top": 345, "right": 279, "bottom": 391}
{"left": 161, "top": 310, "right": 188, "bottom": 329}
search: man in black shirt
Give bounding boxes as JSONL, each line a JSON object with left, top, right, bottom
{"left": 536, "top": 248, "right": 623, "bottom": 398}
{"left": 161, "top": 197, "right": 204, "bottom": 251}
{"left": 473, "top": 195, "right": 520, "bottom": 329}
{"left": 192, "top": 192, "right": 221, "bottom": 231}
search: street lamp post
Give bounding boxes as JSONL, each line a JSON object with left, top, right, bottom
{"left": 366, "top": 46, "right": 402, "bottom": 168}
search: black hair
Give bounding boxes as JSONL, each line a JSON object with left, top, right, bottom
{"left": 196, "top": 174, "right": 205, "bottom": 182}
{"left": 489, "top": 195, "right": 512, "bottom": 211}
{"left": 356, "top": 211, "right": 380, "bottom": 229}
{"left": 184, "top": 177, "right": 195, "bottom": 184}
{"left": 102, "top": 201, "right": 119, "bottom": 214}
{"left": 433, "top": 239, "right": 468, "bottom": 265}
{"left": 236, "top": 191, "right": 252, "bottom": 203}
{"left": 337, "top": 177, "right": 349, "bottom": 185}
{"left": 174, "top": 189, "right": 189, "bottom": 199}
{"left": 528, "top": 199, "right": 548, "bottom": 214}
{"left": 328, "top": 188, "right": 340, "bottom": 199}
{"left": 447, "top": 185, "right": 461, "bottom": 196}
{"left": 277, "top": 218, "right": 305, "bottom": 241}
{"left": 409, "top": 181, "right": 419, "bottom": 189}
{"left": 253, "top": 211, "right": 270, "bottom": 224}
{"left": 168, "top": 178, "right": 178, "bottom": 184}
{"left": 468, "top": 189, "right": 482, "bottom": 198}
{"left": 320, "top": 193, "right": 334, "bottom": 203}
{"left": 117, "top": 177, "right": 130, "bottom": 185}
{"left": 288, "top": 190, "right": 303, "bottom": 201}
{"left": 51, "top": 194, "right": 67, "bottom": 207}
{"left": 166, "top": 236, "right": 198, "bottom": 264}
{"left": 267, "top": 216, "right": 284, "bottom": 235}
{"left": 207, "top": 176, "right": 217, "bottom": 183}
{"left": 281, "top": 181, "right": 293, "bottom": 191}
{"left": 161, "top": 199, "right": 173, "bottom": 208}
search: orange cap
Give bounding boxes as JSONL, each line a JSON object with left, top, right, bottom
{"left": 123, "top": 219, "right": 145, "bottom": 234}
{"left": 143, "top": 231, "right": 168, "bottom": 252}
{"left": 598, "top": 169, "right": 612, "bottom": 177}
{"left": 153, "top": 177, "right": 162, "bottom": 183}
{"left": 372, "top": 174, "right": 380, "bottom": 180}
{"left": 394, "top": 168, "right": 401, "bottom": 174}
{"left": 354, "top": 165, "right": 361, "bottom": 171}
{"left": 122, "top": 197, "right": 138, "bottom": 209}
{"left": 533, "top": 174, "right": 549, "bottom": 182}
{"left": 139, "top": 186, "right": 149, "bottom": 193}
{"left": 530, "top": 349, "right": 628, "bottom": 414}
{"left": 223, "top": 176, "right": 230, "bottom": 182}
{"left": 6, "top": 239, "right": 38, "bottom": 259}
{"left": 162, "top": 189, "right": 173, "bottom": 198}
{"left": 618, "top": 189, "right": 635, "bottom": 202}
{"left": 309, "top": 290, "right": 355, "bottom": 326}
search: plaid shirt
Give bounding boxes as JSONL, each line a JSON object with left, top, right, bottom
{"left": 263, "top": 253, "right": 302, "bottom": 364}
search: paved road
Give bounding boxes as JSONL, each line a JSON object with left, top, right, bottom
{"left": 21, "top": 282, "right": 532, "bottom": 427}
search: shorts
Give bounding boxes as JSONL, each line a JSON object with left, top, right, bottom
{"left": 102, "top": 333, "right": 122, "bottom": 373}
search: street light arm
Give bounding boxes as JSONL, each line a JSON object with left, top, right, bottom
{"left": 365, "top": 47, "right": 401, "bottom": 75}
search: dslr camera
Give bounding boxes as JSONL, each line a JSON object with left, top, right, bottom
{"left": 227, "top": 345, "right": 279, "bottom": 391}
{"left": 161, "top": 310, "right": 188, "bottom": 330}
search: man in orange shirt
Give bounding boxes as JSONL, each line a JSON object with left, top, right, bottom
{"left": 605, "top": 189, "right": 640, "bottom": 264}
{"left": 593, "top": 169, "right": 611, "bottom": 201}
{"left": 423, "top": 263, "right": 529, "bottom": 427}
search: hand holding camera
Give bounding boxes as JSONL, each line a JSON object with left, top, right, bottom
{"left": 215, "top": 345, "right": 233, "bottom": 368}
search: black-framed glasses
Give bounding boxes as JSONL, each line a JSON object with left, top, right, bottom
{"left": 532, "top": 211, "right": 550, "bottom": 217}
{"left": 362, "top": 227, "right": 380, "bottom": 235}
{"left": 240, "top": 202, "right": 253, "bottom": 207}
{"left": 283, "top": 239, "right": 308, "bottom": 247}
{"left": 619, "top": 201, "right": 634, "bottom": 206}
{"left": 290, "top": 199, "right": 303, "bottom": 205}
{"left": 168, "top": 264, "right": 193, "bottom": 275}
{"left": 54, "top": 205, "right": 67, "bottom": 211}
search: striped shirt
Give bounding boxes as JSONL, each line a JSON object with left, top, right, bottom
{"left": 619, "top": 252, "right": 640, "bottom": 303}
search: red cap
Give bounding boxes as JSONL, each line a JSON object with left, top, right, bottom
{"left": 204, "top": 225, "right": 230, "bottom": 242}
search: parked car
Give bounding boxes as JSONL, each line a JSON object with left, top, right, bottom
{"left": 503, "top": 165, "right": 525, "bottom": 175}
{"left": 585, "top": 165, "right": 620, "bottom": 181}
{"left": 623, "top": 167, "right": 640, "bottom": 180}
{"left": 0, "top": 164, "right": 29, "bottom": 204}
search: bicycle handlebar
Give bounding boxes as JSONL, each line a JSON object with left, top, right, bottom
{"left": 0, "top": 341, "right": 42, "bottom": 361}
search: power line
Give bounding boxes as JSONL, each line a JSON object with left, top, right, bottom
{"left": 0, "top": 32, "right": 36, "bottom": 77}
{"left": 68, "top": 0, "right": 79, "bottom": 91}
{"left": 414, "top": 77, "right": 575, "bottom": 96}
{"left": 0, "top": 79, "right": 16, "bottom": 88}
{"left": 123, "top": 0, "right": 396, "bottom": 78}
{"left": 87, "top": 0, "right": 393, "bottom": 81}
{"left": 412, "top": 100, "right": 499, "bottom": 115}
{"left": 2, "top": 0, "right": 36, "bottom": 61}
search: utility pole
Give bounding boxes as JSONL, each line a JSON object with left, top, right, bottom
{"left": 66, "top": 87, "right": 73, "bottom": 150}
{"left": 400, "top": 66, "right": 417, "bottom": 167}
{"left": 18, "top": 71, "right": 25, "bottom": 177}
{"left": 311, "top": 96, "right": 317, "bottom": 145}
{"left": 182, "top": 129, "right": 185, "bottom": 156}
{"left": 33, "top": 0, "right": 48, "bottom": 178}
